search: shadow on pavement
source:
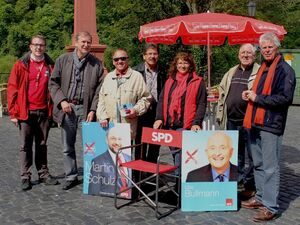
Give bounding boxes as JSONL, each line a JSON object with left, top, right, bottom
{"left": 279, "top": 145, "right": 300, "bottom": 213}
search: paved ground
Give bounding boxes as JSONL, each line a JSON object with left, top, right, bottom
{"left": 0, "top": 106, "right": 299, "bottom": 225}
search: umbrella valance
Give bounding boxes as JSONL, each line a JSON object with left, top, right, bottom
{"left": 139, "top": 12, "right": 287, "bottom": 45}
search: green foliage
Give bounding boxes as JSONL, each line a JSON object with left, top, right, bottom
{"left": 0, "top": 0, "right": 73, "bottom": 60}
{"left": 0, "top": 55, "right": 17, "bottom": 83}
{"left": 31, "top": 4, "right": 71, "bottom": 58}
{"left": 14, "top": 0, "right": 37, "bottom": 21}
{"left": 278, "top": 0, "right": 300, "bottom": 49}
{"left": 213, "top": 0, "right": 248, "bottom": 16}
{"left": 211, "top": 45, "right": 240, "bottom": 85}
{"left": 0, "top": 0, "right": 298, "bottom": 83}
{"left": 0, "top": 4, "right": 16, "bottom": 54}
{"left": 6, "top": 21, "right": 33, "bottom": 56}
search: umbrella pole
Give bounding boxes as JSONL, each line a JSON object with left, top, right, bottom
{"left": 207, "top": 32, "right": 213, "bottom": 131}
{"left": 207, "top": 32, "right": 211, "bottom": 92}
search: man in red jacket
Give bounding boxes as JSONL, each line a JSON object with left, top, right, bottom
{"left": 7, "top": 35, "right": 58, "bottom": 191}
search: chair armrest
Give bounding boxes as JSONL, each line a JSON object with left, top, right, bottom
{"left": 117, "top": 143, "right": 142, "bottom": 154}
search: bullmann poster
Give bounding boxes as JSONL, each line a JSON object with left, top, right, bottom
{"left": 82, "top": 122, "right": 131, "bottom": 199}
{"left": 181, "top": 130, "right": 238, "bottom": 211}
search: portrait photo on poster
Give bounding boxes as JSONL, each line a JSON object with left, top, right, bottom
{"left": 82, "top": 122, "right": 132, "bottom": 198}
{"left": 182, "top": 130, "right": 238, "bottom": 183}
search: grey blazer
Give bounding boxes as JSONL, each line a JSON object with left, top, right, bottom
{"left": 49, "top": 52, "right": 104, "bottom": 123}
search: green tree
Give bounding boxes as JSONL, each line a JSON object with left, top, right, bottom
{"left": 31, "top": 2, "right": 73, "bottom": 59}
{"left": 0, "top": 55, "right": 17, "bottom": 83}
{"left": 7, "top": 21, "right": 33, "bottom": 56}
{"left": 0, "top": 0, "right": 299, "bottom": 83}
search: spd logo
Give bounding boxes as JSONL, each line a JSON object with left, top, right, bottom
{"left": 151, "top": 132, "right": 173, "bottom": 143}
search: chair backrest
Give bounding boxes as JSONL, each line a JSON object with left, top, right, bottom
{"left": 141, "top": 127, "right": 182, "bottom": 148}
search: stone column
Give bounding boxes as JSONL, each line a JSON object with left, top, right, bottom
{"left": 66, "top": 0, "right": 107, "bottom": 61}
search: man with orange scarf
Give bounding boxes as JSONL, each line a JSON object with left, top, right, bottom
{"left": 241, "top": 32, "right": 296, "bottom": 222}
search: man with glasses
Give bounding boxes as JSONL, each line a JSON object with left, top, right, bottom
{"left": 7, "top": 34, "right": 59, "bottom": 191}
{"left": 133, "top": 43, "right": 165, "bottom": 163}
{"left": 49, "top": 31, "right": 104, "bottom": 190}
{"left": 241, "top": 32, "right": 296, "bottom": 222}
{"left": 97, "top": 48, "right": 151, "bottom": 141}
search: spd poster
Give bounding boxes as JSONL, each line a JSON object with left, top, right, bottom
{"left": 181, "top": 130, "right": 238, "bottom": 211}
{"left": 82, "top": 122, "right": 131, "bottom": 198}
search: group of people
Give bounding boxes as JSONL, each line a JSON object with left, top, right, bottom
{"left": 216, "top": 32, "right": 296, "bottom": 222}
{"left": 7, "top": 30, "right": 296, "bottom": 222}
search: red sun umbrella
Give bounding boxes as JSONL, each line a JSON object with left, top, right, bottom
{"left": 138, "top": 12, "right": 287, "bottom": 89}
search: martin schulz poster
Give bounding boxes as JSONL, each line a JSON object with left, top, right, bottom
{"left": 82, "top": 122, "right": 131, "bottom": 199}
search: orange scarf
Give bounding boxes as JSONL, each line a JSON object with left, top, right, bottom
{"left": 243, "top": 55, "right": 281, "bottom": 129}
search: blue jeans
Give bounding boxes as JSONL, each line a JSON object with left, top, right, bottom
{"left": 227, "top": 120, "right": 254, "bottom": 188}
{"left": 169, "top": 127, "right": 184, "bottom": 176}
{"left": 61, "top": 105, "right": 84, "bottom": 181}
{"left": 249, "top": 128, "right": 282, "bottom": 214}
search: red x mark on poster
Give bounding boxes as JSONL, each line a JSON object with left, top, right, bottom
{"left": 84, "top": 142, "right": 95, "bottom": 156}
{"left": 185, "top": 149, "right": 198, "bottom": 164}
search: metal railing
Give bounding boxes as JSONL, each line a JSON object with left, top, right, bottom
{"left": 0, "top": 82, "right": 8, "bottom": 117}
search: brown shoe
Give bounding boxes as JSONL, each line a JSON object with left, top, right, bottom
{"left": 241, "top": 197, "right": 263, "bottom": 209}
{"left": 253, "top": 207, "right": 277, "bottom": 222}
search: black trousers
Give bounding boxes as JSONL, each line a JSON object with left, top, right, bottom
{"left": 227, "top": 119, "right": 255, "bottom": 189}
{"left": 19, "top": 109, "right": 50, "bottom": 180}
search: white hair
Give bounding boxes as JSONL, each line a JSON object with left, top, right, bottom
{"left": 259, "top": 32, "right": 281, "bottom": 47}
{"left": 239, "top": 43, "right": 256, "bottom": 55}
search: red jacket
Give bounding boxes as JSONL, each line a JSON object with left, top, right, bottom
{"left": 156, "top": 72, "right": 207, "bottom": 129}
{"left": 7, "top": 52, "right": 54, "bottom": 120}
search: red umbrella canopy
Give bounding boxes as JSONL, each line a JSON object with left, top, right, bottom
{"left": 139, "top": 12, "right": 287, "bottom": 45}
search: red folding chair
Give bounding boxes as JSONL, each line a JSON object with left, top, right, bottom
{"left": 114, "top": 127, "right": 182, "bottom": 219}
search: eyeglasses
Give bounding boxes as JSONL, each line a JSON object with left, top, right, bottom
{"left": 113, "top": 57, "right": 128, "bottom": 62}
{"left": 31, "top": 43, "right": 46, "bottom": 48}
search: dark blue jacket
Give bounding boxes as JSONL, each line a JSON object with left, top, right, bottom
{"left": 252, "top": 55, "right": 296, "bottom": 135}
{"left": 132, "top": 63, "right": 166, "bottom": 125}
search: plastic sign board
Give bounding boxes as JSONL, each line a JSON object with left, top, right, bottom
{"left": 181, "top": 130, "right": 238, "bottom": 211}
{"left": 82, "top": 122, "right": 131, "bottom": 199}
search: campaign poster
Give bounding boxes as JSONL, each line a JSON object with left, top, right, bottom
{"left": 82, "top": 122, "right": 132, "bottom": 199}
{"left": 181, "top": 130, "right": 238, "bottom": 211}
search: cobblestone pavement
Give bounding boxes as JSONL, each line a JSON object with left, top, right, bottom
{"left": 0, "top": 106, "right": 299, "bottom": 225}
